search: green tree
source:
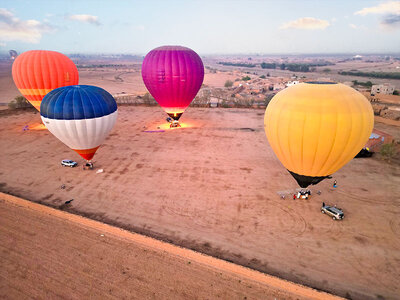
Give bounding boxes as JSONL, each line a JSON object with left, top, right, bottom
{"left": 259, "top": 75, "right": 266, "bottom": 79}
{"left": 224, "top": 80, "right": 233, "bottom": 88}
{"left": 393, "top": 90, "right": 399, "bottom": 95}
{"left": 260, "top": 62, "right": 276, "bottom": 69}
{"left": 241, "top": 76, "right": 251, "bottom": 81}
{"left": 8, "top": 96, "right": 31, "bottom": 109}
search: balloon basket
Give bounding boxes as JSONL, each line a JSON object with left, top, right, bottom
{"left": 83, "top": 161, "right": 94, "bottom": 170}
{"left": 170, "top": 121, "right": 181, "bottom": 128}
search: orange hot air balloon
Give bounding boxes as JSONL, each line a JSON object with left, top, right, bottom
{"left": 12, "top": 50, "right": 79, "bottom": 111}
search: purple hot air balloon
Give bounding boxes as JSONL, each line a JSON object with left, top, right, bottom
{"left": 141, "top": 45, "right": 204, "bottom": 122}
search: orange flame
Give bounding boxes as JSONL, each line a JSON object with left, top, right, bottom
{"left": 29, "top": 123, "right": 47, "bottom": 130}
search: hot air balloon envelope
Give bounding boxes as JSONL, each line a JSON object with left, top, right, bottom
{"left": 9, "top": 50, "right": 18, "bottom": 60}
{"left": 264, "top": 81, "right": 374, "bottom": 188}
{"left": 40, "top": 85, "right": 117, "bottom": 161}
{"left": 12, "top": 50, "right": 79, "bottom": 111}
{"left": 141, "top": 45, "right": 204, "bottom": 120}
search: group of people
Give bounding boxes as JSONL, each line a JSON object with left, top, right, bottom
{"left": 282, "top": 179, "right": 337, "bottom": 201}
{"left": 293, "top": 189, "right": 312, "bottom": 200}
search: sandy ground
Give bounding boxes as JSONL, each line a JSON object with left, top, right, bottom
{"left": 0, "top": 107, "right": 400, "bottom": 300}
{"left": 0, "top": 193, "right": 341, "bottom": 300}
{"left": 374, "top": 117, "right": 400, "bottom": 140}
{"left": 78, "top": 65, "right": 147, "bottom": 96}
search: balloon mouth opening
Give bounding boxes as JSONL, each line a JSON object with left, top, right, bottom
{"left": 167, "top": 112, "right": 183, "bottom": 121}
{"left": 305, "top": 81, "right": 337, "bottom": 85}
{"left": 73, "top": 146, "right": 99, "bottom": 161}
{"left": 288, "top": 170, "right": 330, "bottom": 188}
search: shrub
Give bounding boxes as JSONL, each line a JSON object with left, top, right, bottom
{"left": 241, "top": 76, "right": 251, "bottom": 81}
{"left": 142, "top": 92, "right": 156, "bottom": 105}
{"left": 224, "top": 80, "right": 233, "bottom": 88}
{"left": 380, "top": 143, "right": 396, "bottom": 160}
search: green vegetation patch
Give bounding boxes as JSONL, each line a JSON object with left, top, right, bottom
{"left": 339, "top": 71, "right": 400, "bottom": 80}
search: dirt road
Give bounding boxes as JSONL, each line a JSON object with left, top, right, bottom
{"left": 0, "top": 193, "right": 341, "bottom": 300}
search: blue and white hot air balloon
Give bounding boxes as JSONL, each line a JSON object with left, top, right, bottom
{"left": 40, "top": 85, "right": 118, "bottom": 161}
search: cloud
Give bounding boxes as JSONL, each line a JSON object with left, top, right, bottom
{"left": 349, "top": 23, "right": 357, "bottom": 29}
{"left": 355, "top": 1, "right": 400, "bottom": 29}
{"left": 67, "top": 14, "right": 101, "bottom": 26}
{"left": 355, "top": 1, "right": 400, "bottom": 15}
{"left": 382, "top": 14, "right": 400, "bottom": 26}
{"left": 0, "top": 8, "right": 54, "bottom": 43}
{"left": 280, "top": 17, "right": 330, "bottom": 30}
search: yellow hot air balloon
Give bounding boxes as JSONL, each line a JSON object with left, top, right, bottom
{"left": 264, "top": 81, "right": 374, "bottom": 188}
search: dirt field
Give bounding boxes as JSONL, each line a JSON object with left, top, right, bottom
{"left": 1, "top": 193, "right": 342, "bottom": 300}
{"left": 0, "top": 107, "right": 399, "bottom": 299}
{"left": 0, "top": 61, "right": 238, "bottom": 104}
{"left": 374, "top": 117, "right": 400, "bottom": 140}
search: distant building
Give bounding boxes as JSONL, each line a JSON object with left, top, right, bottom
{"left": 286, "top": 80, "right": 299, "bottom": 87}
{"left": 209, "top": 97, "right": 220, "bottom": 108}
{"left": 371, "top": 84, "right": 395, "bottom": 96}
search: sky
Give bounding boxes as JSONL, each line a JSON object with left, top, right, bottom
{"left": 1, "top": 0, "right": 400, "bottom": 55}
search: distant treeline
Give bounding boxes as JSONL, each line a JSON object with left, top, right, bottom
{"left": 339, "top": 71, "right": 400, "bottom": 80}
{"left": 218, "top": 62, "right": 257, "bottom": 68}
{"left": 260, "top": 61, "right": 334, "bottom": 72}
{"left": 76, "top": 64, "right": 126, "bottom": 68}
{"left": 260, "top": 63, "right": 310, "bottom": 72}
{"left": 218, "top": 61, "right": 334, "bottom": 72}
{"left": 352, "top": 80, "right": 373, "bottom": 87}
